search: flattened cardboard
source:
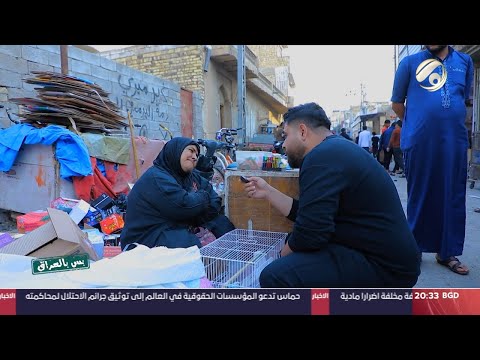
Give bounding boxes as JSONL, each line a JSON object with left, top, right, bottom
{"left": 0, "top": 208, "right": 99, "bottom": 260}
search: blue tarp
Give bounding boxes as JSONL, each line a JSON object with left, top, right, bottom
{"left": 0, "top": 124, "right": 93, "bottom": 180}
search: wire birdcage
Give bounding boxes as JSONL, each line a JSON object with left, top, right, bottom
{"left": 200, "top": 229, "right": 288, "bottom": 288}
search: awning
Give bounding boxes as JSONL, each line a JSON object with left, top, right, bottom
{"left": 351, "top": 112, "right": 385, "bottom": 128}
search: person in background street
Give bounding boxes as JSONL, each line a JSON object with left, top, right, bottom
{"left": 121, "top": 137, "right": 234, "bottom": 251}
{"left": 371, "top": 131, "right": 379, "bottom": 159}
{"left": 379, "top": 122, "right": 396, "bottom": 171}
{"left": 381, "top": 119, "right": 391, "bottom": 135}
{"left": 391, "top": 45, "right": 473, "bottom": 275}
{"left": 387, "top": 120, "right": 404, "bottom": 176}
{"left": 377, "top": 120, "right": 391, "bottom": 164}
{"left": 273, "top": 122, "right": 285, "bottom": 142}
{"left": 273, "top": 122, "right": 286, "bottom": 155}
{"left": 358, "top": 125, "right": 372, "bottom": 153}
{"left": 243, "top": 102, "right": 420, "bottom": 288}
{"left": 340, "top": 128, "right": 353, "bottom": 141}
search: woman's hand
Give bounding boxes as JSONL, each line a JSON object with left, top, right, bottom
{"left": 243, "top": 176, "right": 270, "bottom": 200}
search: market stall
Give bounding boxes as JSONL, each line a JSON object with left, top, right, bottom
{"left": 224, "top": 169, "right": 299, "bottom": 233}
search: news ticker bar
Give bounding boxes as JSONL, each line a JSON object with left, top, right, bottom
{"left": 0, "top": 288, "right": 477, "bottom": 315}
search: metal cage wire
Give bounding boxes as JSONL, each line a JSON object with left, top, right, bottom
{"left": 200, "top": 229, "right": 288, "bottom": 288}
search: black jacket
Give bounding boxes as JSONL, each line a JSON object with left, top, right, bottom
{"left": 340, "top": 132, "right": 352, "bottom": 141}
{"left": 286, "top": 135, "right": 420, "bottom": 283}
{"left": 121, "top": 137, "right": 222, "bottom": 250}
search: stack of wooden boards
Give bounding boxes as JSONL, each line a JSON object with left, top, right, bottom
{"left": 11, "top": 71, "right": 127, "bottom": 133}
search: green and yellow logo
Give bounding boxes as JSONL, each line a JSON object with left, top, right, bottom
{"left": 415, "top": 59, "right": 447, "bottom": 92}
{"left": 32, "top": 254, "right": 89, "bottom": 275}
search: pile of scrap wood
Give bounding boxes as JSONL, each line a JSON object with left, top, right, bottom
{"left": 10, "top": 71, "right": 128, "bottom": 133}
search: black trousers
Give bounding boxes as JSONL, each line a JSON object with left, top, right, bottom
{"left": 392, "top": 147, "right": 404, "bottom": 171}
{"left": 259, "top": 243, "right": 418, "bottom": 288}
{"left": 383, "top": 148, "right": 394, "bottom": 170}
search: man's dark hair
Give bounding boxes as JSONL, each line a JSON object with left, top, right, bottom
{"left": 372, "top": 131, "right": 376, "bottom": 136}
{"left": 384, "top": 119, "right": 391, "bottom": 124}
{"left": 362, "top": 125, "right": 367, "bottom": 130}
{"left": 341, "top": 128, "right": 346, "bottom": 133}
{"left": 396, "top": 120, "right": 402, "bottom": 127}
{"left": 283, "top": 102, "right": 331, "bottom": 130}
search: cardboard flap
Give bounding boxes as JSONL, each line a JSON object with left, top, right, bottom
{"left": 0, "top": 221, "right": 57, "bottom": 255}
{"left": 47, "top": 208, "right": 82, "bottom": 244}
{"left": 0, "top": 207, "right": 99, "bottom": 260}
{"left": 29, "top": 239, "right": 79, "bottom": 258}
{"left": 47, "top": 208, "right": 99, "bottom": 261}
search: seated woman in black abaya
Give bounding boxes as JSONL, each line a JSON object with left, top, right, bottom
{"left": 120, "top": 137, "right": 234, "bottom": 251}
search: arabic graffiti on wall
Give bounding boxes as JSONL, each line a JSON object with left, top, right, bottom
{"left": 115, "top": 74, "right": 177, "bottom": 125}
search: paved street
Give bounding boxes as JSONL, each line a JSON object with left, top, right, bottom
{"left": 391, "top": 174, "right": 480, "bottom": 288}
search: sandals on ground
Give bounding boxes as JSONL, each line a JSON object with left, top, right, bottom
{"left": 435, "top": 255, "right": 469, "bottom": 275}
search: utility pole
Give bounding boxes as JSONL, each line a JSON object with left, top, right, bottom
{"left": 60, "top": 45, "right": 69, "bottom": 75}
{"left": 393, "top": 45, "right": 397, "bottom": 74}
{"left": 360, "top": 82, "right": 366, "bottom": 115}
{"left": 237, "top": 45, "right": 246, "bottom": 143}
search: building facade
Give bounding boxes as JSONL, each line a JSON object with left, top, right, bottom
{"left": 100, "top": 45, "right": 293, "bottom": 144}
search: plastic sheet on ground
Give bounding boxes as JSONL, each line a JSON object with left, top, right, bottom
{"left": 0, "top": 245, "right": 206, "bottom": 289}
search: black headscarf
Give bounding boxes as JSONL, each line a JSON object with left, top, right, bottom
{"left": 153, "top": 137, "right": 200, "bottom": 189}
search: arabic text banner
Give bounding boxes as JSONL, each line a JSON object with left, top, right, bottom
{"left": 1, "top": 289, "right": 480, "bottom": 315}
{"left": 12, "top": 289, "right": 311, "bottom": 315}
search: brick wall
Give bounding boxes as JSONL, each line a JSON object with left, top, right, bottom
{"left": 248, "top": 45, "right": 289, "bottom": 68}
{"left": 0, "top": 45, "right": 203, "bottom": 139}
{"left": 102, "top": 45, "right": 206, "bottom": 94}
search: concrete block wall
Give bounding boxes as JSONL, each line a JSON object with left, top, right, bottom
{"left": 0, "top": 45, "right": 202, "bottom": 139}
{"left": 192, "top": 92, "right": 205, "bottom": 140}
